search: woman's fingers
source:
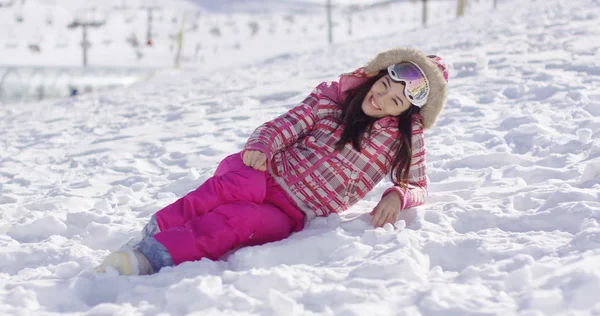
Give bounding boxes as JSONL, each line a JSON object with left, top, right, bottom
{"left": 377, "top": 210, "right": 389, "bottom": 227}
{"left": 243, "top": 151, "right": 250, "bottom": 166}
{"left": 256, "top": 153, "right": 266, "bottom": 170}
{"left": 391, "top": 212, "right": 399, "bottom": 225}
{"left": 377, "top": 208, "right": 395, "bottom": 228}
{"left": 243, "top": 150, "right": 267, "bottom": 171}
{"left": 258, "top": 162, "right": 267, "bottom": 171}
{"left": 371, "top": 201, "right": 400, "bottom": 228}
{"left": 244, "top": 151, "right": 258, "bottom": 167}
{"left": 253, "top": 154, "right": 263, "bottom": 170}
{"left": 372, "top": 206, "right": 387, "bottom": 227}
{"left": 250, "top": 152, "right": 258, "bottom": 166}
{"left": 371, "top": 206, "right": 380, "bottom": 227}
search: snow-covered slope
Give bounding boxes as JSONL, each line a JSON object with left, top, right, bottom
{"left": 1, "top": 0, "right": 600, "bottom": 314}
{"left": 0, "top": 0, "right": 498, "bottom": 68}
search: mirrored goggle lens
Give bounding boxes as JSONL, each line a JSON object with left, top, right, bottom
{"left": 387, "top": 63, "right": 429, "bottom": 106}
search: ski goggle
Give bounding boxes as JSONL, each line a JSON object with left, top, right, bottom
{"left": 387, "top": 62, "right": 430, "bottom": 107}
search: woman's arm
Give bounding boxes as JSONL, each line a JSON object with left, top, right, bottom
{"left": 243, "top": 81, "right": 336, "bottom": 165}
{"left": 370, "top": 122, "right": 428, "bottom": 228}
{"left": 381, "top": 127, "right": 428, "bottom": 210}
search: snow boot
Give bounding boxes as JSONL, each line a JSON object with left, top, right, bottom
{"left": 94, "top": 250, "right": 153, "bottom": 275}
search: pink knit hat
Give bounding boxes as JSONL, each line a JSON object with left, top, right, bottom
{"left": 427, "top": 55, "right": 449, "bottom": 83}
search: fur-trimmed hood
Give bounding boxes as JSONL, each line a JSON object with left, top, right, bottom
{"left": 339, "top": 47, "right": 449, "bottom": 130}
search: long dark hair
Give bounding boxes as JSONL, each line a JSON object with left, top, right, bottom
{"left": 334, "top": 70, "right": 421, "bottom": 187}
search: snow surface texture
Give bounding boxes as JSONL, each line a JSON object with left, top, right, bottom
{"left": 1, "top": 0, "right": 600, "bottom": 315}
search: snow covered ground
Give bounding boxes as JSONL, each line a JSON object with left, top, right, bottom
{"left": 1, "top": 0, "right": 600, "bottom": 314}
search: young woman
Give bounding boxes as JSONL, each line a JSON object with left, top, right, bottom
{"left": 95, "top": 47, "right": 449, "bottom": 275}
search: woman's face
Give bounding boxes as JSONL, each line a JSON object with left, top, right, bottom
{"left": 362, "top": 75, "right": 413, "bottom": 118}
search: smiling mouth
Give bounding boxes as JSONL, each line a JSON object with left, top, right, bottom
{"left": 369, "top": 96, "right": 381, "bottom": 110}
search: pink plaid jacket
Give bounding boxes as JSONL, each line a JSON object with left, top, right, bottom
{"left": 244, "top": 77, "right": 428, "bottom": 219}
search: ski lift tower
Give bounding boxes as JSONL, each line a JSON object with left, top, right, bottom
{"left": 67, "top": 9, "right": 105, "bottom": 67}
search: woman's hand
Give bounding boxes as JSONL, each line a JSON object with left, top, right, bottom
{"left": 243, "top": 150, "right": 267, "bottom": 171}
{"left": 370, "top": 191, "right": 402, "bottom": 228}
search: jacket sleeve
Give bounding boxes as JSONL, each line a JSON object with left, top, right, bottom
{"left": 243, "top": 81, "right": 336, "bottom": 166}
{"left": 381, "top": 123, "right": 428, "bottom": 211}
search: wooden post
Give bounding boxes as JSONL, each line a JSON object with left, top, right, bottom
{"left": 174, "top": 15, "right": 185, "bottom": 69}
{"left": 422, "top": 0, "right": 428, "bottom": 26}
{"left": 457, "top": 0, "right": 466, "bottom": 17}
{"left": 82, "top": 24, "right": 88, "bottom": 67}
{"left": 326, "top": 0, "right": 333, "bottom": 44}
{"left": 347, "top": 13, "right": 352, "bottom": 36}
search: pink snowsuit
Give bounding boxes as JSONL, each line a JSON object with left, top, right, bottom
{"left": 153, "top": 153, "right": 305, "bottom": 265}
{"left": 151, "top": 69, "right": 428, "bottom": 266}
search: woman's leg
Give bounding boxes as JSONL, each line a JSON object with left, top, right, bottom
{"left": 153, "top": 201, "right": 296, "bottom": 265}
{"left": 96, "top": 153, "right": 280, "bottom": 275}
{"left": 155, "top": 153, "right": 268, "bottom": 230}
{"left": 127, "top": 215, "right": 174, "bottom": 273}
{"left": 120, "top": 214, "right": 161, "bottom": 251}
{"left": 133, "top": 234, "right": 174, "bottom": 274}
{"left": 97, "top": 215, "right": 173, "bottom": 275}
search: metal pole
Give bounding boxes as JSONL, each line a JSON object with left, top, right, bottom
{"left": 145, "top": 8, "right": 156, "bottom": 45}
{"left": 82, "top": 24, "right": 88, "bottom": 67}
{"left": 142, "top": 6, "right": 159, "bottom": 45}
{"left": 494, "top": 0, "right": 497, "bottom": 9}
{"left": 326, "top": 0, "right": 332, "bottom": 44}
{"left": 422, "top": 0, "right": 427, "bottom": 26}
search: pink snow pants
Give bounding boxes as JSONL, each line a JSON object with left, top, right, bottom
{"left": 153, "top": 152, "right": 305, "bottom": 265}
